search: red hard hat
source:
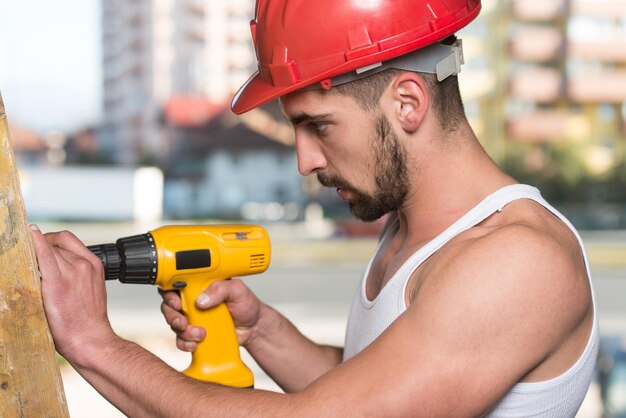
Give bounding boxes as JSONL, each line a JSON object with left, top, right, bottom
{"left": 231, "top": 0, "right": 481, "bottom": 115}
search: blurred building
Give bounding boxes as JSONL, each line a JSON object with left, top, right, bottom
{"left": 9, "top": 123, "right": 72, "bottom": 167}
{"left": 8, "top": 123, "right": 48, "bottom": 166}
{"left": 457, "top": 0, "right": 626, "bottom": 228}
{"left": 462, "top": 0, "right": 626, "bottom": 172}
{"left": 508, "top": 0, "right": 625, "bottom": 153}
{"left": 162, "top": 99, "right": 305, "bottom": 220}
{"left": 101, "top": 0, "right": 255, "bottom": 164}
{"left": 98, "top": 0, "right": 626, "bottom": 225}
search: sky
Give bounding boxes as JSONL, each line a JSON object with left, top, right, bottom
{"left": 0, "top": 0, "right": 101, "bottom": 133}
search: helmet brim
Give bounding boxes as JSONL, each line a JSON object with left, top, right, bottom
{"left": 230, "top": 72, "right": 295, "bottom": 115}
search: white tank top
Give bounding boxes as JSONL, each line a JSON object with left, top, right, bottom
{"left": 343, "top": 184, "right": 599, "bottom": 417}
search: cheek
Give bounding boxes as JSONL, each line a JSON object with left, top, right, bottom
{"left": 330, "top": 136, "right": 375, "bottom": 168}
{"left": 325, "top": 122, "right": 378, "bottom": 181}
{"left": 330, "top": 148, "right": 373, "bottom": 180}
{"left": 352, "top": 147, "right": 377, "bottom": 176}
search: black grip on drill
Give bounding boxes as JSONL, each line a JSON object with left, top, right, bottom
{"left": 116, "top": 233, "right": 158, "bottom": 284}
{"left": 87, "top": 233, "right": 158, "bottom": 284}
{"left": 88, "top": 243, "right": 122, "bottom": 281}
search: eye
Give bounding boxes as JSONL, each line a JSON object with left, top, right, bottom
{"left": 308, "top": 121, "right": 329, "bottom": 136}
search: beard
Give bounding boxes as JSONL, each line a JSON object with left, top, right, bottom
{"left": 317, "top": 113, "right": 409, "bottom": 222}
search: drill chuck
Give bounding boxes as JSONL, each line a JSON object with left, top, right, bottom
{"left": 88, "top": 233, "right": 158, "bottom": 284}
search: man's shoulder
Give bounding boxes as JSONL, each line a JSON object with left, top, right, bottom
{"left": 408, "top": 199, "right": 591, "bottom": 347}
{"left": 409, "top": 197, "right": 591, "bottom": 324}
{"left": 399, "top": 200, "right": 594, "bottom": 388}
{"left": 458, "top": 217, "right": 581, "bottom": 276}
{"left": 419, "top": 220, "right": 582, "bottom": 298}
{"left": 434, "top": 198, "right": 585, "bottom": 284}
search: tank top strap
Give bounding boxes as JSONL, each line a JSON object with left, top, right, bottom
{"left": 395, "top": 184, "right": 543, "bottom": 294}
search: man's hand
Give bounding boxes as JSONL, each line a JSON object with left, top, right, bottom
{"left": 160, "top": 278, "right": 263, "bottom": 352}
{"left": 161, "top": 278, "right": 343, "bottom": 393}
{"left": 30, "top": 226, "right": 116, "bottom": 363}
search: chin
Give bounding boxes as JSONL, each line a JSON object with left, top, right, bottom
{"left": 350, "top": 208, "right": 387, "bottom": 223}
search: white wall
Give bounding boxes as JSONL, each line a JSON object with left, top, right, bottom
{"left": 19, "top": 166, "right": 163, "bottom": 222}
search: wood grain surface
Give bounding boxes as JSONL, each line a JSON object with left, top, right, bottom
{"left": 0, "top": 92, "right": 70, "bottom": 417}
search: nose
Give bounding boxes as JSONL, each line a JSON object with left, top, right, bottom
{"left": 295, "top": 133, "right": 327, "bottom": 176}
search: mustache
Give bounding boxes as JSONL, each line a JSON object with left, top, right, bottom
{"left": 316, "top": 173, "right": 351, "bottom": 190}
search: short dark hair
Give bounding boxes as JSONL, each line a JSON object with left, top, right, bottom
{"left": 328, "top": 69, "right": 466, "bottom": 132}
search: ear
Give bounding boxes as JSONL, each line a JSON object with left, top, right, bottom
{"left": 390, "top": 72, "right": 429, "bottom": 133}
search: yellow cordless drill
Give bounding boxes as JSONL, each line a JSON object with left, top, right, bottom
{"left": 88, "top": 225, "right": 271, "bottom": 388}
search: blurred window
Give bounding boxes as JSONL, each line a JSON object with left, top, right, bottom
{"left": 606, "top": 359, "right": 626, "bottom": 417}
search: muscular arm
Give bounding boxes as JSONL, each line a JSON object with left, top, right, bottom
{"left": 243, "top": 303, "right": 343, "bottom": 392}
{"left": 32, "top": 223, "right": 592, "bottom": 417}
{"left": 300, "top": 224, "right": 593, "bottom": 416}
{"left": 71, "top": 333, "right": 291, "bottom": 418}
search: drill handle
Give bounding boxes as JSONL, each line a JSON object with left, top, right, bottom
{"left": 179, "top": 281, "right": 253, "bottom": 387}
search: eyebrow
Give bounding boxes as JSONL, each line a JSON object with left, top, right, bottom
{"left": 289, "top": 113, "right": 332, "bottom": 126}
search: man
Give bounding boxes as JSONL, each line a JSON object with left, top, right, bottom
{"left": 32, "top": 0, "right": 598, "bottom": 416}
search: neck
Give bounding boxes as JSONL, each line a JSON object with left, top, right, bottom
{"left": 394, "top": 123, "right": 516, "bottom": 244}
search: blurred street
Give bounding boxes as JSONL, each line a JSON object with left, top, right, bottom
{"left": 48, "top": 223, "right": 625, "bottom": 417}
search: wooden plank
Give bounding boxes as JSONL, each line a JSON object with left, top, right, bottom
{"left": 0, "top": 92, "right": 70, "bottom": 417}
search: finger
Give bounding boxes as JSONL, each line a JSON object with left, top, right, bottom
{"left": 177, "top": 325, "right": 205, "bottom": 343}
{"left": 160, "top": 302, "right": 205, "bottom": 342}
{"left": 30, "top": 225, "right": 63, "bottom": 280}
{"left": 164, "top": 308, "right": 204, "bottom": 342}
{"left": 31, "top": 226, "right": 87, "bottom": 280}
{"left": 52, "top": 244, "right": 85, "bottom": 265}
{"left": 176, "top": 337, "right": 198, "bottom": 353}
{"left": 160, "top": 301, "right": 188, "bottom": 331}
{"left": 159, "top": 289, "right": 182, "bottom": 311}
{"left": 44, "top": 230, "right": 97, "bottom": 262}
{"left": 53, "top": 245, "right": 104, "bottom": 282}
{"left": 199, "top": 278, "right": 250, "bottom": 309}
{"left": 196, "top": 279, "right": 239, "bottom": 309}
{"left": 44, "top": 231, "right": 104, "bottom": 280}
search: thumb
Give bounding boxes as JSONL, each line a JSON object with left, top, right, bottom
{"left": 196, "top": 280, "right": 231, "bottom": 309}
{"left": 30, "top": 225, "right": 62, "bottom": 281}
{"left": 195, "top": 291, "right": 212, "bottom": 309}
